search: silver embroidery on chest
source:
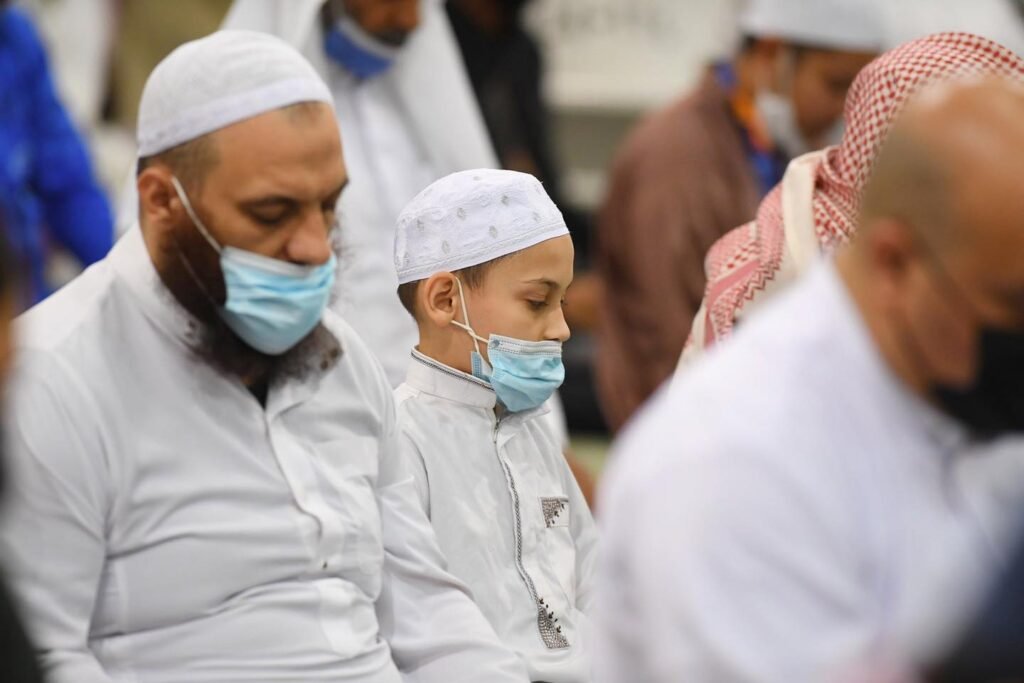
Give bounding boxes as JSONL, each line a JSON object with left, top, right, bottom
{"left": 495, "top": 431, "right": 570, "bottom": 650}
{"left": 541, "top": 497, "right": 569, "bottom": 528}
{"left": 537, "top": 597, "right": 569, "bottom": 649}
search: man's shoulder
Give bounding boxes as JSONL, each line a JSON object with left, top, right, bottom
{"left": 625, "top": 274, "right": 840, "bottom": 461}
{"left": 321, "top": 310, "right": 392, "bottom": 386}
{"left": 16, "top": 262, "right": 117, "bottom": 356}
{"left": 605, "top": 330, "right": 842, "bottom": 529}
{"left": 322, "top": 309, "right": 384, "bottom": 368}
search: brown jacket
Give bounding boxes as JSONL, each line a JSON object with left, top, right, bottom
{"left": 595, "top": 71, "right": 762, "bottom": 431}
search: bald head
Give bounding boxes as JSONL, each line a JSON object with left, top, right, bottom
{"left": 859, "top": 78, "right": 1024, "bottom": 255}
{"left": 839, "top": 77, "right": 1024, "bottom": 400}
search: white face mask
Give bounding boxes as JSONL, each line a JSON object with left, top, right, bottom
{"left": 755, "top": 91, "right": 845, "bottom": 158}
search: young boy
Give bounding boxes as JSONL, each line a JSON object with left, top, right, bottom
{"left": 392, "top": 169, "right": 597, "bottom": 683}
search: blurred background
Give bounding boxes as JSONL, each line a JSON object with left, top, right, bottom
{"left": 8, "top": 0, "right": 1024, "bottom": 476}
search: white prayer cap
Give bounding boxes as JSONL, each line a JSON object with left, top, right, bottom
{"left": 137, "top": 30, "right": 333, "bottom": 157}
{"left": 739, "top": 0, "right": 884, "bottom": 52}
{"left": 395, "top": 169, "right": 569, "bottom": 285}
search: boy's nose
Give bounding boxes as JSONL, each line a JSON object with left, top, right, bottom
{"left": 548, "top": 308, "right": 571, "bottom": 344}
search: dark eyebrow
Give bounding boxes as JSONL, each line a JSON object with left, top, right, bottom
{"left": 522, "top": 278, "right": 560, "bottom": 291}
{"left": 239, "top": 178, "right": 350, "bottom": 212}
{"left": 240, "top": 196, "right": 298, "bottom": 212}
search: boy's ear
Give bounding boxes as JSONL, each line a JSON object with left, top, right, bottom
{"left": 420, "top": 273, "right": 458, "bottom": 328}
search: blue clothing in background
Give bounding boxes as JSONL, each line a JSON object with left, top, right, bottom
{"left": 0, "top": 7, "right": 113, "bottom": 306}
{"left": 713, "top": 62, "right": 788, "bottom": 198}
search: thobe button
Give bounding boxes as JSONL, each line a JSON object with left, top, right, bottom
{"left": 321, "top": 559, "right": 328, "bottom": 570}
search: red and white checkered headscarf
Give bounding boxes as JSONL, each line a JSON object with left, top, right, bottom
{"left": 699, "top": 33, "right": 1024, "bottom": 347}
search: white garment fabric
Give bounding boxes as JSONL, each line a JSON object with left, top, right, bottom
{"left": 0, "top": 226, "right": 528, "bottom": 683}
{"left": 220, "top": 0, "right": 498, "bottom": 387}
{"left": 738, "top": 0, "right": 884, "bottom": 52}
{"left": 18, "top": 0, "right": 115, "bottom": 128}
{"left": 394, "top": 169, "right": 568, "bottom": 285}
{"left": 136, "top": 29, "right": 333, "bottom": 157}
{"left": 599, "top": 262, "right": 1024, "bottom": 683}
{"left": 880, "top": 0, "right": 1024, "bottom": 54}
{"left": 395, "top": 351, "right": 598, "bottom": 683}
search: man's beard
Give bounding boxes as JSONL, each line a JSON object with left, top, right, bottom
{"left": 152, "top": 217, "right": 339, "bottom": 384}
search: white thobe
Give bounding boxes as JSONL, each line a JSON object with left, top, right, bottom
{"left": 597, "top": 261, "right": 1024, "bottom": 683}
{"left": 395, "top": 351, "right": 598, "bottom": 682}
{"left": 0, "top": 226, "right": 528, "bottom": 683}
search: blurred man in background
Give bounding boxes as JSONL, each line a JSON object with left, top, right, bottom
{"left": 682, "top": 33, "right": 1024, "bottom": 366}
{"left": 447, "top": 0, "right": 561, "bottom": 203}
{"left": 594, "top": 0, "right": 879, "bottom": 431}
{"left": 598, "top": 73, "right": 1024, "bottom": 683}
{"left": 0, "top": 3, "right": 113, "bottom": 308}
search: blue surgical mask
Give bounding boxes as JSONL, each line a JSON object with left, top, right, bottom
{"left": 451, "top": 277, "right": 564, "bottom": 413}
{"left": 323, "top": 16, "right": 399, "bottom": 80}
{"left": 170, "top": 176, "right": 336, "bottom": 355}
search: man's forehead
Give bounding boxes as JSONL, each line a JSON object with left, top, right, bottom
{"left": 204, "top": 104, "right": 344, "bottom": 192}
{"left": 212, "top": 103, "right": 337, "bottom": 146}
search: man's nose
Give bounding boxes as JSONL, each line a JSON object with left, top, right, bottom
{"left": 284, "top": 212, "right": 333, "bottom": 266}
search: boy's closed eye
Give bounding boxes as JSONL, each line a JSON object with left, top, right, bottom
{"left": 527, "top": 298, "right": 549, "bottom": 311}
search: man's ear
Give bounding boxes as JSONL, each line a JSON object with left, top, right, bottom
{"left": 420, "top": 273, "right": 459, "bottom": 329}
{"left": 138, "top": 166, "right": 180, "bottom": 232}
{"left": 863, "top": 216, "right": 920, "bottom": 307}
{"left": 868, "top": 217, "right": 917, "bottom": 275}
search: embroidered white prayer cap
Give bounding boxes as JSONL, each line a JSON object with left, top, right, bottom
{"left": 739, "top": 0, "right": 884, "bottom": 53}
{"left": 395, "top": 169, "right": 568, "bottom": 285}
{"left": 137, "top": 30, "right": 333, "bottom": 157}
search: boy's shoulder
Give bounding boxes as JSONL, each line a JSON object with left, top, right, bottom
{"left": 392, "top": 379, "right": 493, "bottom": 431}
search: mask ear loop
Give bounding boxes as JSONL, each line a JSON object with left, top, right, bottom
{"left": 168, "top": 175, "right": 225, "bottom": 310}
{"left": 450, "top": 276, "right": 488, "bottom": 356}
{"left": 170, "top": 175, "right": 222, "bottom": 254}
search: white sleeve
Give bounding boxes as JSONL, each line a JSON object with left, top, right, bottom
{"left": 561, "top": 460, "right": 598, "bottom": 615}
{"left": 0, "top": 355, "right": 113, "bottom": 682}
{"left": 375, "top": 395, "right": 529, "bottom": 683}
{"left": 596, "top": 450, "right": 874, "bottom": 683}
{"left": 395, "top": 429, "right": 431, "bottom": 518}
